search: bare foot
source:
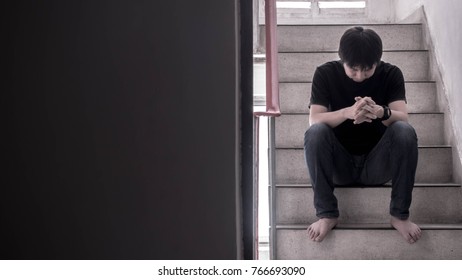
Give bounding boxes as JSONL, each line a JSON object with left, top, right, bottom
{"left": 390, "top": 216, "right": 422, "bottom": 244}
{"left": 307, "top": 218, "right": 338, "bottom": 242}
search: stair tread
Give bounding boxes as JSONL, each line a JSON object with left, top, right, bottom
{"left": 279, "top": 81, "right": 436, "bottom": 83}
{"left": 279, "top": 52, "right": 430, "bottom": 82}
{"left": 276, "top": 114, "right": 446, "bottom": 146}
{"left": 275, "top": 147, "right": 453, "bottom": 183}
{"left": 276, "top": 185, "right": 462, "bottom": 224}
{"left": 279, "top": 50, "right": 429, "bottom": 53}
{"left": 276, "top": 145, "right": 452, "bottom": 149}
{"left": 276, "top": 183, "right": 462, "bottom": 188}
{"left": 275, "top": 24, "right": 425, "bottom": 53}
{"left": 276, "top": 226, "right": 462, "bottom": 259}
{"left": 280, "top": 112, "right": 444, "bottom": 115}
{"left": 276, "top": 223, "right": 462, "bottom": 230}
{"left": 279, "top": 82, "right": 438, "bottom": 114}
{"left": 277, "top": 23, "right": 423, "bottom": 26}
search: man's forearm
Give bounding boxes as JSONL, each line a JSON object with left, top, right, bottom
{"left": 381, "top": 109, "right": 408, "bottom": 126}
{"left": 309, "top": 108, "right": 349, "bottom": 128}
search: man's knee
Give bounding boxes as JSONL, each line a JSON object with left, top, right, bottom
{"left": 389, "top": 121, "right": 417, "bottom": 144}
{"left": 304, "top": 123, "right": 333, "bottom": 147}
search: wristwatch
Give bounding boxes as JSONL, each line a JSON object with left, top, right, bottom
{"left": 380, "top": 105, "right": 391, "bottom": 121}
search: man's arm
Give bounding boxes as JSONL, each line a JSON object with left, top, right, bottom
{"left": 358, "top": 98, "right": 408, "bottom": 126}
{"left": 310, "top": 98, "right": 409, "bottom": 128}
{"left": 382, "top": 100, "right": 409, "bottom": 126}
{"left": 309, "top": 103, "right": 357, "bottom": 128}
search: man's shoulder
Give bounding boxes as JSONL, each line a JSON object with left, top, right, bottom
{"left": 315, "top": 60, "right": 343, "bottom": 78}
{"left": 317, "top": 60, "right": 342, "bottom": 71}
{"left": 377, "top": 61, "right": 402, "bottom": 74}
{"left": 375, "top": 61, "right": 404, "bottom": 83}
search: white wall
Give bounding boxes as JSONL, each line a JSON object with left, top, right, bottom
{"left": 394, "top": 0, "right": 462, "bottom": 182}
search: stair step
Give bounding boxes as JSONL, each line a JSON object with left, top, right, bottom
{"left": 276, "top": 184, "right": 462, "bottom": 224}
{"left": 277, "top": 24, "right": 423, "bottom": 52}
{"left": 275, "top": 113, "right": 445, "bottom": 147}
{"left": 280, "top": 82, "right": 437, "bottom": 113}
{"left": 276, "top": 223, "right": 462, "bottom": 230}
{"left": 275, "top": 146, "right": 453, "bottom": 184}
{"left": 277, "top": 183, "right": 462, "bottom": 188}
{"left": 276, "top": 225, "right": 462, "bottom": 259}
{"left": 279, "top": 51, "right": 429, "bottom": 82}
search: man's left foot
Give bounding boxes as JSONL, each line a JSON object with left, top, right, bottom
{"left": 390, "top": 216, "right": 422, "bottom": 244}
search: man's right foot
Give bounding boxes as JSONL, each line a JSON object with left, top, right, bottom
{"left": 307, "top": 218, "right": 338, "bottom": 242}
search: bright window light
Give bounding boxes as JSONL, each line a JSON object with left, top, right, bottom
{"left": 276, "top": 1, "right": 311, "bottom": 9}
{"left": 319, "top": 1, "right": 366, "bottom": 9}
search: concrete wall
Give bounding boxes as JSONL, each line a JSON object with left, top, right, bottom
{"left": 3, "top": 0, "right": 247, "bottom": 259}
{"left": 368, "top": 0, "right": 395, "bottom": 23}
{"left": 394, "top": 0, "right": 462, "bottom": 183}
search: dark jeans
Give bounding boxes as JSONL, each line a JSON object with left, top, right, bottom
{"left": 304, "top": 121, "right": 418, "bottom": 220}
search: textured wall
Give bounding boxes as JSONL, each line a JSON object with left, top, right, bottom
{"left": 394, "top": 0, "right": 462, "bottom": 182}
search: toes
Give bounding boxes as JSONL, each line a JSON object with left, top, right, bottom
{"left": 407, "top": 234, "right": 415, "bottom": 244}
{"left": 406, "top": 227, "right": 422, "bottom": 244}
{"left": 413, "top": 229, "right": 422, "bottom": 241}
{"left": 307, "top": 227, "right": 317, "bottom": 241}
{"left": 314, "top": 233, "right": 325, "bottom": 242}
{"left": 307, "top": 230, "right": 320, "bottom": 241}
{"left": 312, "top": 232, "right": 320, "bottom": 241}
{"left": 406, "top": 233, "right": 416, "bottom": 244}
{"left": 309, "top": 232, "right": 315, "bottom": 240}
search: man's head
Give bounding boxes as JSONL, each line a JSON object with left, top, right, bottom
{"left": 338, "top": 26, "right": 383, "bottom": 82}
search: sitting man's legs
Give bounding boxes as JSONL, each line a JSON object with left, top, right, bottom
{"left": 304, "top": 122, "right": 422, "bottom": 243}
{"left": 360, "top": 121, "right": 422, "bottom": 243}
{"left": 304, "top": 123, "right": 357, "bottom": 241}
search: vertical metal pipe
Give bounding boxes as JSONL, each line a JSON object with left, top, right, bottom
{"left": 253, "top": 116, "right": 260, "bottom": 259}
{"left": 268, "top": 116, "right": 277, "bottom": 259}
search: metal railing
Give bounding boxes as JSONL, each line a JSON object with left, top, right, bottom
{"left": 254, "top": 0, "right": 280, "bottom": 260}
{"left": 255, "top": 1, "right": 281, "bottom": 117}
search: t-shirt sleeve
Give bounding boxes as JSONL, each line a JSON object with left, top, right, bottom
{"left": 386, "top": 66, "right": 406, "bottom": 104}
{"left": 310, "top": 66, "right": 330, "bottom": 108}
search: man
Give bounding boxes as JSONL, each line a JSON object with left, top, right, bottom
{"left": 304, "top": 26, "right": 422, "bottom": 244}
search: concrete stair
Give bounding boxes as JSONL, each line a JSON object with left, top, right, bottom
{"left": 276, "top": 225, "right": 462, "bottom": 260}
{"left": 279, "top": 51, "right": 430, "bottom": 82}
{"left": 276, "top": 114, "right": 446, "bottom": 146}
{"left": 277, "top": 24, "right": 424, "bottom": 52}
{"left": 276, "top": 184, "right": 462, "bottom": 224}
{"left": 280, "top": 82, "right": 437, "bottom": 113}
{"left": 271, "top": 24, "right": 462, "bottom": 259}
{"left": 275, "top": 147, "right": 453, "bottom": 184}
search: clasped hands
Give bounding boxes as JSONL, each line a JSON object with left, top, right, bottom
{"left": 347, "top": 96, "right": 384, "bottom": 124}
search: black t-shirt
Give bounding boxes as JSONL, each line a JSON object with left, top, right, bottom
{"left": 310, "top": 60, "right": 406, "bottom": 155}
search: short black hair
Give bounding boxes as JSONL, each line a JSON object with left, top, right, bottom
{"left": 338, "top": 26, "right": 383, "bottom": 69}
